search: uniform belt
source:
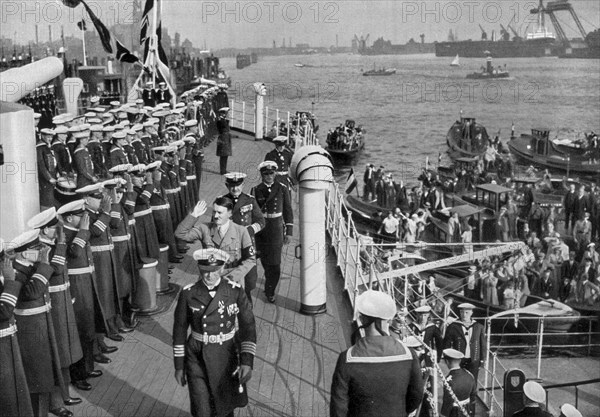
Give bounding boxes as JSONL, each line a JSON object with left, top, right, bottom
{"left": 0, "top": 324, "right": 17, "bottom": 338}
{"left": 14, "top": 303, "right": 51, "bottom": 316}
{"left": 112, "top": 234, "right": 131, "bottom": 242}
{"left": 265, "top": 212, "right": 282, "bottom": 218}
{"left": 49, "top": 282, "right": 70, "bottom": 293}
{"left": 191, "top": 329, "right": 235, "bottom": 345}
{"left": 276, "top": 171, "right": 288, "bottom": 175}
{"left": 455, "top": 399, "right": 470, "bottom": 406}
{"left": 128, "top": 219, "right": 136, "bottom": 226}
{"left": 151, "top": 204, "right": 170, "bottom": 211}
{"left": 179, "top": 181, "right": 187, "bottom": 186}
{"left": 91, "top": 244, "right": 114, "bottom": 252}
{"left": 165, "top": 187, "right": 181, "bottom": 194}
{"left": 68, "top": 266, "right": 95, "bottom": 275}
{"left": 186, "top": 175, "right": 196, "bottom": 180}
{"left": 134, "top": 208, "right": 152, "bottom": 217}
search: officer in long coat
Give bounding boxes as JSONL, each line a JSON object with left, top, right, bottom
{"left": 27, "top": 208, "right": 84, "bottom": 409}
{"left": 183, "top": 135, "right": 199, "bottom": 206}
{"left": 184, "top": 119, "right": 203, "bottom": 192}
{"left": 175, "top": 197, "right": 256, "bottom": 287}
{"left": 11, "top": 230, "right": 66, "bottom": 417}
{"left": 264, "top": 136, "right": 293, "bottom": 189}
{"left": 222, "top": 172, "right": 265, "bottom": 302}
{"left": 443, "top": 303, "right": 486, "bottom": 382}
{"left": 130, "top": 164, "right": 161, "bottom": 260}
{"left": 73, "top": 128, "right": 99, "bottom": 189}
{"left": 37, "top": 128, "right": 58, "bottom": 210}
{"left": 0, "top": 241, "right": 34, "bottom": 417}
{"left": 88, "top": 125, "right": 108, "bottom": 179}
{"left": 252, "top": 162, "right": 293, "bottom": 303}
{"left": 172, "top": 247, "right": 256, "bottom": 417}
{"left": 440, "top": 349, "right": 476, "bottom": 417}
{"left": 58, "top": 200, "right": 109, "bottom": 390}
{"left": 330, "top": 290, "right": 424, "bottom": 417}
{"left": 216, "top": 107, "right": 232, "bottom": 175}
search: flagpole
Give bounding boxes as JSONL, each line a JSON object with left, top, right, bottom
{"left": 151, "top": 0, "right": 158, "bottom": 90}
{"left": 81, "top": 24, "right": 87, "bottom": 66}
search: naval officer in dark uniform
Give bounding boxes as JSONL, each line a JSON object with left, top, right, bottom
{"left": 330, "top": 290, "right": 423, "bottom": 417}
{"left": 172, "top": 248, "right": 256, "bottom": 417}
{"left": 222, "top": 172, "right": 264, "bottom": 303}
{"left": 511, "top": 381, "right": 553, "bottom": 417}
{"left": 252, "top": 161, "right": 293, "bottom": 303}
{"left": 440, "top": 348, "right": 476, "bottom": 417}
{"left": 264, "top": 135, "right": 293, "bottom": 189}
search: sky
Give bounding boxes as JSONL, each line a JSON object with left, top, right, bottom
{"left": 1, "top": 0, "right": 599, "bottom": 49}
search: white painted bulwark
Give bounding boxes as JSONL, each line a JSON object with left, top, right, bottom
{"left": 0, "top": 102, "right": 40, "bottom": 240}
{"left": 0, "top": 57, "right": 63, "bottom": 102}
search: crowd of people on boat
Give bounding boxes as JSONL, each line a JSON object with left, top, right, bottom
{"left": 326, "top": 119, "right": 363, "bottom": 150}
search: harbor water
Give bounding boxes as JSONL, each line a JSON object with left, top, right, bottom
{"left": 226, "top": 53, "right": 600, "bottom": 181}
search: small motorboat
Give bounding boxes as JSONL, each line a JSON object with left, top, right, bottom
{"left": 489, "top": 299, "right": 581, "bottom": 334}
{"left": 466, "top": 54, "right": 509, "bottom": 79}
{"left": 446, "top": 116, "right": 490, "bottom": 159}
{"left": 363, "top": 67, "right": 396, "bottom": 76}
{"left": 325, "top": 120, "right": 365, "bottom": 163}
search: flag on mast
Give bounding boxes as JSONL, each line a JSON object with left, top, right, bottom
{"left": 345, "top": 168, "right": 358, "bottom": 195}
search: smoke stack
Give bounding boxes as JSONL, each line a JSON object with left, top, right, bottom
{"left": 48, "top": 25, "right": 52, "bottom": 43}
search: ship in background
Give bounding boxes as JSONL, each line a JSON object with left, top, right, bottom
{"left": 355, "top": 34, "right": 435, "bottom": 55}
{"left": 435, "top": 0, "right": 599, "bottom": 58}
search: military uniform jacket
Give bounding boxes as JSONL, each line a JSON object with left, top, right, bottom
{"left": 264, "top": 148, "right": 293, "bottom": 174}
{"left": 443, "top": 320, "right": 487, "bottom": 365}
{"left": 511, "top": 406, "right": 554, "bottom": 417}
{"left": 36, "top": 141, "right": 58, "bottom": 207}
{"left": 43, "top": 239, "right": 83, "bottom": 368}
{"left": 74, "top": 146, "right": 96, "bottom": 188}
{"left": 225, "top": 192, "right": 265, "bottom": 238}
{"left": 133, "top": 184, "right": 160, "bottom": 260}
{"left": 441, "top": 367, "right": 476, "bottom": 417}
{"left": 216, "top": 118, "right": 232, "bottom": 157}
{"left": 172, "top": 278, "right": 256, "bottom": 416}
{"left": 330, "top": 335, "right": 424, "bottom": 417}
{"left": 408, "top": 321, "right": 443, "bottom": 364}
{"left": 123, "top": 143, "right": 139, "bottom": 165}
{"left": 88, "top": 140, "right": 107, "bottom": 178}
{"left": 252, "top": 181, "right": 293, "bottom": 265}
{"left": 132, "top": 138, "right": 149, "bottom": 164}
{"left": 14, "top": 262, "right": 63, "bottom": 394}
{"left": 110, "top": 145, "right": 129, "bottom": 167}
{"left": 175, "top": 216, "right": 256, "bottom": 286}
{"left": 0, "top": 280, "right": 34, "bottom": 417}
{"left": 52, "top": 140, "right": 73, "bottom": 175}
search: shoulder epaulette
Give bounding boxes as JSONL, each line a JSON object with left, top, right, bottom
{"left": 242, "top": 192, "right": 256, "bottom": 200}
{"left": 183, "top": 283, "right": 194, "bottom": 291}
{"left": 226, "top": 279, "right": 241, "bottom": 288}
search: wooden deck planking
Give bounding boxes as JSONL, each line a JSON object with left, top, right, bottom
{"left": 66, "top": 131, "right": 352, "bottom": 416}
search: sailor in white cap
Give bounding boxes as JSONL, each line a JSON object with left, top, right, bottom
{"left": 511, "top": 380, "right": 552, "bottom": 417}
{"left": 441, "top": 348, "right": 476, "bottom": 417}
{"left": 409, "top": 304, "right": 443, "bottom": 365}
{"left": 264, "top": 135, "right": 293, "bottom": 190}
{"left": 37, "top": 126, "right": 59, "bottom": 210}
{"left": 52, "top": 125, "right": 74, "bottom": 178}
{"left": 252, "top": 161, "right": 293, "bottom": 304}
{"left": 330, "top": 289, "right": 423, "bottom": 417}
{"left": 156, "top": 81, "right": 172, "bottom": 106}
{"left": 443, "top": 302, "right": 486, "bottom": 382}
{"left": 110, "top": 130, "right": 130, "bottom": 167}
{"left": 172, "top": 247, "right": 256, "bottom": 417}
{"left": 558, "top": 404, "right": 582, "bottom": 417}
{"left": 216, "top": 106, "right": 232, "bottom": 174}
{"left": 143, "top": 81, "right": 156, "bottom": 107}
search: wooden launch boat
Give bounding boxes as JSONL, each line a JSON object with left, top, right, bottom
{"left": 508, "top": 128, "right": 600, "bottom": 176}
{"left": 325, "top": 120, "right": 365, "bottom": 163}
{"left": 363, "top": 67, "right": 396, "bottom": 76}
{"left": 489, "top": 300, "right": 581, "bottom": 334}
{"left": 446, "top": 117, "right": 490, "bottom": 159}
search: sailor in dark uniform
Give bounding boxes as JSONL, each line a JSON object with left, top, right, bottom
{"left": 172, "top": 248, "right": 256, "bottom": 417}
{"left": 558, "top": 404, "right": 582, "bottom": 417}
{"left": 52, "top": 126, "right": 73, "bottom": 178}
{"left": 216, "top": 107, "right": 232, "bottom": 175}
{"left": 222, "top": 172, "right": 265, "bottom": 302}
{"left": 142, "top": 82, "right": 156, "bottom": 107}
{"left": 443, "top": 302, "right": 486, "bottom": 382}
{"left": 264, "top": 135, "right": 293, "bottom": 190}
{"left": 409, "top": 305, "right": 443, "bottom": 365}
{"left": 330, "top": 290, "right": 424, "bottom": 417}
{"left": 110, "top": 131, "right": 130, "bottom": 167}
{"left": 252, "top": 161, "right": 293, "bottom": 303}
{"left": 156, "top": 82, "right": 172, "bottom": 105}
{"left": 37, "top": 128, "right": 58, "bottom": 210}
{"left": 440, "top": 348, "right": 476, "bottom": 417}
{"left": 511, "top": 381, "right": 553, "bottom": 417}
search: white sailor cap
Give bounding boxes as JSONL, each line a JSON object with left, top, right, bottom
{"left": 559, "top": 404, "right": 582, "bottom": 417}
{"left": 355, "top": 290, "right": 396, "bottom": 320}
{"left": 54, "top": 126, "right": 69, "bottom": 134}
{"left": 103, "top": 125, "right": 115, "bottom": 133}
{"left": 224, "top": 172, "right": 247, "bottom": 185}
{"left": 128, "top": 164, "right": 147, "bottom": 175}
{"left": 34, "top": 112, "right": 41, "bottom": 119}
{"left": 90, "top": 125, "right": 103, "bottom": 132}
{"left": 135, "top": 99, "right": 144, "bottom": 105}
{"left": 152, "top": 146, "right": 169, "bottom": 154}
{"left": 88, "top": 118, "right": 103, "bottom": 124}
{"left": 184, "top": 119, "right": 198, "bottom": 127}
{"left": 405, "top": 336, "right": 423, "bottom": 348}
{"left": 112, "top": 131, "right": 127, "bottom": 140}
{"left": 90, "top": 96, "right": 100, "bottom": 104}
{"left": 258, "top": 161, "right": 278, "bottom": 173}
{"left": 171, "top": 140, "right": 185, "bottom": 149}
{"left": 57, "top": 199, "right": 86, "bottom": 216}
{"left": 9, "top": 229, "right": 41, "bottom": 253}
{"left": 523, "top": 381, "right": 546, "bottom": 403}
{"left": 152, "top": 110, "right": 170, "bottom": 118}
{"left": 109, "top": 164, "right": 132, "bottom": 174}
{"left": 175, "top": 102, "right": 185, "bottom": 109}
{"left": 132, "top": 124, "right": 144, "bottom": 132}
{"left": 193, "top": 248, "right": 230, "bottom": 271}
{"left": 110, "top": 101, "right": 121, "bottom": 107}
{"left": 41, "top": 128, "right": 55, "bottom": 136}
{"left": 272, "top": 135, "right": 287, "bottom": 143}
{"left": 27, "top": 207, "right": 58, "bottom": 229}
{"left": 218, "top": 83, "right": 229, "bottom": 89}
{"left": 91, "top": 106, "right": 106, "bottom": 113}
{"left": 171, "top": 108, "right": 185, "bottom": 115}
{"left": 468, "top": 265, "right": 477, "bottom": 271}
{"left": 414, "top": 305, "right": 432, "bottom": 314}
{"left": 68, "top": 125, "right": 81, "bottom": 133}
{"left": 145, "top": 161, "right": 162, "bottom": 171}
{"left": 183, "top": 135, "right": 196, "bottom": 144}
{"left": 76, "top": 183, "right": 104, "bottom": 196}
{"left": 218, "top": 107, "right": 230, "bottom": 113}
{"left": 102, "top": 178, "right": 127, "bottom": 189}
{"left": 443, "top": 348, "right": 464, "bottom": 360}
{"left": 143, "top": 106, "right": 155, "bottom": 112}
{"left": 84, "top": 111, "right": 96, "bottom": 118}
{"left": 457, "top": 303, "right": 476, "bottom": 310}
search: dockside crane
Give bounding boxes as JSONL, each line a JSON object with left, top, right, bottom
{"left": 478, "top": 24, "right": 488, "bottom": 40}
{"left": 542, "top": 0, "right": 588, "bottom": 45}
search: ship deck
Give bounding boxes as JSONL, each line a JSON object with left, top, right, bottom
{"left": 67, "top": 129, "right": 355, "bottom": 417}
{"left": 64, "top": 129, "right": 600, "bottom": 417}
